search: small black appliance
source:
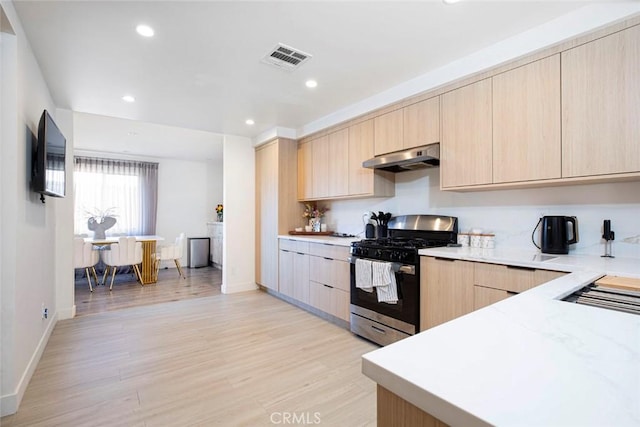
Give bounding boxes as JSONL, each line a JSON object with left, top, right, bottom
{"left": 533, "top": 216, "right": 579, "bottom": 255}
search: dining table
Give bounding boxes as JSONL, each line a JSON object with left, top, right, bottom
{"left": 84, "top": 235, "right": 164, "bottom": 285}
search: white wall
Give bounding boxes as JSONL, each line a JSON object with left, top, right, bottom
{"left": 222, "top": 135, "right": 256, "bottom": 293}
{"left": 156, "top": 157, "right": 223, "bottom": 267}
{"left": 1, "top": 1, "right": 64, "bottom": 416}
{"left": 325, "top": 169, "right": 640, "bottom": 259}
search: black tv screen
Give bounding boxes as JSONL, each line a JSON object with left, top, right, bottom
{"left": 34, "top": 110, "right": 66, "bottom": 198}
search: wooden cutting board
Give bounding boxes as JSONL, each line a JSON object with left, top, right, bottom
{"left": 595, "top": 275, "right": 640, "bottom": 292}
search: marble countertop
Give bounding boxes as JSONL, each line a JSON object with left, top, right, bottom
{"left": 278, "top": 234, "right": 359, "bottom": 247}
{"left": 419, "top": 246, "right": 640, "bottom": 279}
{"left": 363, "top": 248, "right": 640, "bottom": 426}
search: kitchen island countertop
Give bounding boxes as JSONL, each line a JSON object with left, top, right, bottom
{"left": 363, "top": 248, "right": 640, "bottom": 426}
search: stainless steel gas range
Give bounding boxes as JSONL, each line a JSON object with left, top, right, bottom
{"left": 349, "top": 214, "right": 458, "bottom": 346}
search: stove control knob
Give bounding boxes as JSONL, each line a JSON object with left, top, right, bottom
{"left": 375, "top": 249, "right": 383, "bottom": 258}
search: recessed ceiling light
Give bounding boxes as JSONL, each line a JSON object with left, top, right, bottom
{"left": 136, "top": 24, "right": 154, "bottom": 37}
{"left": 305, "top": 79, "right": 318, "bottom": 88}
{"left": 443, "top": 0, "right": 461, "bottom": 4}
{"left": 122, "top": 95, "right": 135, "bottom": 103}
{"left": 245, "top": 119, "right": 255, "bottom": 126}
{"left": 127, "top": 131, "right": 138, "bottom": 136}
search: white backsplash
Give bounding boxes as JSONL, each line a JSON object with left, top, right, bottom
{"left": 322, "top": 168, "right": 640, "bottom": 259}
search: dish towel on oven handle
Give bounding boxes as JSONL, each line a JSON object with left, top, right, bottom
{"left": 372, "top": 261, "right": 398, "bottom": 304}
{"left": 355, "top": 258, "right": 373, "bottom": 292}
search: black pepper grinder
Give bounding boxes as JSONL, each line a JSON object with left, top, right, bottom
{"left": 602, "top": 219, "right": 615, "bottom": 258}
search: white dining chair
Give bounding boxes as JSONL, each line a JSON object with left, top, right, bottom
{"left": 73, "top": 237, "right": 100, "bottom": 292}
{"left": 101, "top": 236, "right": 143, "bottom": 290}
{"left": 154, "top": 233, "right": 186, "bottom": 280}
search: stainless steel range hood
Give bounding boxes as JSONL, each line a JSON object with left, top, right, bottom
{"left": 362, "top": 143, "right": 439, "bottom": 173}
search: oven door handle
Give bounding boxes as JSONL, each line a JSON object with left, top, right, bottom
{"left": 348, "top": 256, "right": 415, "bottom": 276}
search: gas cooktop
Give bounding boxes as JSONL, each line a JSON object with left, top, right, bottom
{"left": 354, "top": 237, "right": 450, "bottom": 250}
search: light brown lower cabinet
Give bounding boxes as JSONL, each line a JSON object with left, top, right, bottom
{"left": 473, "top": 285, "right": 511, "bottom": 310}
{"left": 309, "top": 281, "right": 350, "bottom": 321}
{"left": 377, "top": 385, "right": 449, "bottom": 427}
{"left": 308, "top": 244, "right": 350, "bottom": 321}
{"left": 421, "top": 257, "right": 475, "bottom": 330}
{"left": 278, "top": 239, "right": 351, "bottom": 321}
{"left": 278, "top": 249, "right": 310, "bottom": 304}
{"left": 421, "top": 256, "right": 567, "bottom": 329}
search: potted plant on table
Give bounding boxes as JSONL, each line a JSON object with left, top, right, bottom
{"left": 216, "top": 204, "right": 223, "bottom": 222}
{"left": 85, "top": 207, "right": 118, "bottom": 239}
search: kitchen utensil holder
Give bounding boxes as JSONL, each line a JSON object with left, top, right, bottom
{"left": 376, "top": 225, "right": 388, "bottom": 239}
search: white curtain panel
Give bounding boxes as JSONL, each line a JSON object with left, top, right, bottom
{"left": 73, "top": 156, "right": 158, "bottom": 236}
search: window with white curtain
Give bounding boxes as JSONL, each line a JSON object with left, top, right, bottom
{"left": 73, "top": 156, "right": 158, "bottom": 236}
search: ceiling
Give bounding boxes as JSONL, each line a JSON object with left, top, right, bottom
{"left": 12, "top": 1, "right": 616, "bottom": 145}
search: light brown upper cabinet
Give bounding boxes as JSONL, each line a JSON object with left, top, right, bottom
{"left": 297, "top": 141, "right": 313, "bottom": 200}
{"left": 441, "top": 78, "right": 493, "bottom": 188}
{"left": 349, "top": 119, "right": 395, "bottom": 198}
{"left": 403, "top": 97, "right": 440, "bottom": 150}
{"left": 562, "top": 25, "right": 640, "bottom": 178}
{"left": 328, "top": 128, "right": 349, "bottom": 197}
{"left": 374, "top": 109, "right": 403, "bottom": 156}
{"left": 492, "top": 55, "right": 561, "bottom": 183}
{"left": 311, "top": 135, "right": 329, "bottom": 199}
{"left": 348, "top": 119, "right": 375, "bottom": 196}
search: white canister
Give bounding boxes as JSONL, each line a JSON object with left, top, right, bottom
{"left": 481, "top": 234, "right": 495, "bottom": 249}
{"left": 470, "top": 234, "right": 483, "bottom": 248}
{"left": 457, "top": 233, "right": 470, "bottom": 247}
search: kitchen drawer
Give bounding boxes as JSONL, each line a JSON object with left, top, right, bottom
{"left": 309, "top": 256, "right": 350, "bottom": 292}
{"left": 309, "top": 281, "right": 350, "bottom": 321}
{"left": 474, "top": 263, "right": 537, "bottom": 293}
{"left": 279, "top": 238, "right": 310, "bottom": 254}
{"left": 474, "top": 263, "right": 566, "bottom": 294}
{"left": 474, "top": 285, "right": 511, "bottom": 310}
{"left": 308, "top": 242, "right": 350, "bottom": 260}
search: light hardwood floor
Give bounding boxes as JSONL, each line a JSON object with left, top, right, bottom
{"left": 74, "top": 266, "right": 222, "bottom": 317}
{"left": 2, "top": 286, "right": 378, "bottom": 426}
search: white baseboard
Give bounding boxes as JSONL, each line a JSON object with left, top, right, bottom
{"left": 0, "top": 311, "right": 58, "bottom": 417}
{"left": 222, "top": 281, "right": 258, "bottom": 294}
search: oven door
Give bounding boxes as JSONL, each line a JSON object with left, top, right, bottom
{"left": 349, "top": 256, "right": 419, "bottom": 330}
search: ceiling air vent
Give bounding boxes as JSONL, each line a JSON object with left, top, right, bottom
{"left": 261, "top": 43, "right": 312, "bottom": 71}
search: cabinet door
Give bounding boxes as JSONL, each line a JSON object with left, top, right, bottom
{"left": 421, "top": 257, "right": 474, "bottom": 330}
{"left": 403, "top": 97, "right": 440, "bottom": 149}
{"left": 311, "top": 135, "right": 329, "bottom": 198}
{"left": 278, "top": 249, "right": 294, "bottom": 298}
{"left": 441, "top": 79, "right": 493, "bottom": 188}
{"left": 493, "top": 55, "right": 561, "bottom": 183}
{"left": 293, "top": 252, "right": 310, "bottom": 304}
{"left": 474, "top": 285, "right": 511, "bottom": 310}
{"left": 348, "top": 120, "right": 375, "bottom": 195}
{"left": 562, "top": 25, "right": 640, "bottom": 177}
{"left": 374, "top": 109, "right": 403, "bottom": 156}
{"left": 328, "top": 129, "right": 349, "bottom": 197}
{"left": 297, "top": 141, "right": 313, "bottom": 200}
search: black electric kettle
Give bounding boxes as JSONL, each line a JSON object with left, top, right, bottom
{"left": 533, "top": 216, "right": 579, "bottom": 254}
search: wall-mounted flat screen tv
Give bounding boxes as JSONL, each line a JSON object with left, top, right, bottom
{"left": 33, "top": 110, "right": 66, "bottom": 199}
